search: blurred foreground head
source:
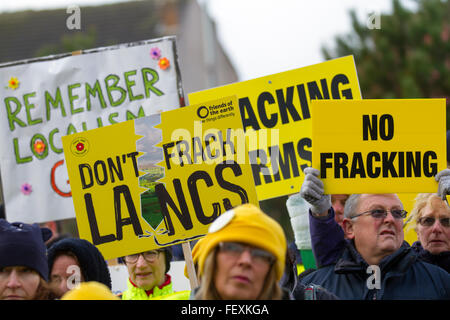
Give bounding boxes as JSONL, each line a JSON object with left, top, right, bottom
{"left": 194, "top": 203, "right": 287, "bottom": 300}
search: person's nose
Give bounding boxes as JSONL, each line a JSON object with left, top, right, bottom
{"left": 6, "top": 270, "right": 21, "bottom": 289}
{"left": 236, "top": 249, "right": 253, "bottom": 265}
{"left": 136, "top": 254, "right": 148, "bottom": 267}
{"left": 58, "top": 277, "right": 69, "bottom": 294}
{"left": 430, "top": 219, "right": 444, "bottom": 233}
{"left": 383, "top": 211, "right": 397, "bottom": 223}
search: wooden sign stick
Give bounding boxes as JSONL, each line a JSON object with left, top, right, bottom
{"left": 182, "top": 242, "right": 199, "bottom": 290}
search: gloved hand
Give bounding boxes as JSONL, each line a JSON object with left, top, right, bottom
{"left": 286, "top": 193, "right": 311, "bottom": 250}
{"left": 435, "top": 168, "right": 450, "bottom": 199}
{"left": 299, "top": 167, "right": 331, "bottom": 215}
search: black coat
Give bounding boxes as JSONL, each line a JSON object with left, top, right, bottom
{"left": 299, "top": 241, "right": 450, "bottom": 300}
{"left": 412, "top": 241, "right": 450, "bottom": 273}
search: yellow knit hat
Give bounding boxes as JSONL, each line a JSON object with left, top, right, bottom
{"left": 196, "top": 203, "right": 286, "bottom": 280}
{"left": 61, "top": 281, "right": 119, "bottom": 300}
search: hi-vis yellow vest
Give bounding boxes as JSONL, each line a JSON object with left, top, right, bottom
{"left": 120, "top": 279, "right": 189, "bottom": 300}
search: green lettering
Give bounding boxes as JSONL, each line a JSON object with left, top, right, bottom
{"left": 109, "top": 112, "right": 119, "bottom": 124}
{"left": 45, "top": 88, "right": 66, "bottom": 121}
{"left": 105, "top": 74, "right": 126, "bottom": 107}
{"left": 66, "top": 123, "right": 77, "bottom": 135}
{"left": 97, "top": 117, "right": 103, "bottom": 128}
{"left": 85, "top": 80, "right": 107, "bottom": 111}
{"left": 124, "top": 70, "right": 144, "bottom": 102}
{"left": 141, "top": 68, "right": 164, "bottom": 98}
{"left": 126, "top": 106, "right": 146, "bottom": 120}
{"left": 24, "top": 92, "right": 42, "bottom": 126}
{"left": 49, "top": 128, "right": 63, "bottom": 154}
{"left": 4, "top": 97, "right": 26, "bottom": 131}
{"left": 13, "top": 137, "right": 32, "bottom": 164}
{"left": 68, "top": 83, "right": 83, "bottom": 114}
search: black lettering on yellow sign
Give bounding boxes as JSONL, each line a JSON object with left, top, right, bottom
{"left": 239, "top": 74, "right": 354, "bottom": 132}
{"left": 155, "top": 161, "right": 249, "bottom": 236}
{"left": 84, "top": 185, "right": 144, "bottom": 245}
{"left": 79, "top": 154, "right": 250, "bottom": 243}
{"left": 363, "top": 114, "right": 394, "bottom": 141}
{"left": 320, "top": 151, "right": 438, "bottom": 179}
{"left": 319, "top": 113, "right": 438, "bottom": 180}
{"left": 79, "top": 152, "right": 139, "bottom": 189}
{"left": 163, "top": 129, "right": 236, "bottom": 170}
{"left": 77, "top": 151, "right": 141, "bottom": 245}
{"left": 248, "top": 137, "right": 311, "bottom": 186}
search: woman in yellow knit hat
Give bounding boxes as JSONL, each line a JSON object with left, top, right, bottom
{"left": 193, "top": 203, "right": 287, "bottom": 300}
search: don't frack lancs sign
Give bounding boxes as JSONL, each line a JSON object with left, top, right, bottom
{"left": 0, "top": 37, "right": 184, "bottom": 223}
{"left": 62, "top": 96, "right": 259, "bottom": 259}
{"left": 188, "top": 56, "right": 361, "bottom": 200}
{"left": 311, "top": 99, "right": 447, "bottom": 194}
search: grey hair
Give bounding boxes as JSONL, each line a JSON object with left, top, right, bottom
{"left": 343, "top": 193, "right": 403, "bottom": 219}
{"left": 343, "top": 194, "right": 362, "bottom": 218}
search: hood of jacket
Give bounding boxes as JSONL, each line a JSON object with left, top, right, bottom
{"left": 411, "top": 241, "right": 450, "bottom": 273}
{"left": 48, "top": 238, "right": 112, "bottom": 289}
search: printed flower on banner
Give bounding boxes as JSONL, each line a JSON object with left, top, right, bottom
{"left": 33, "top": 139, "right": 46, "bottom": 155}
{"left": 21, "top": 183, "right": 32, "bottom": 195}
{"left": 158, "top": 57, "right": 170, "bottom": 70}
{"left": 150, "top": 47, "right": 161, "bottom": 60}
{"left": 8, "top": 77, "right": 20, "bottom": 90}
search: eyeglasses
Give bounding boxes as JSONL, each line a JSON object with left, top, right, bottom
{"left": 417, "top": 217, "right": 450, "bottom": 228}
{"left": 351, "top": 209, "right": 408, "bottom": 220}
{"left": 124, "top": 250, "right": 161, "bottom": 264}
{"left": 218, "top": 242, "right": 275, "bottom": 265}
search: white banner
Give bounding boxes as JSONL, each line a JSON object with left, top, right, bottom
{"left": 0, "top": 36, "right": 184, "bottom": 223}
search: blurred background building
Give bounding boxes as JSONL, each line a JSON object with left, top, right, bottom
{"left": 0, "top": 0, "right": 237, "bottom": 96}
{"left": 0, "top": 0, "right": 239, "bottom": 231}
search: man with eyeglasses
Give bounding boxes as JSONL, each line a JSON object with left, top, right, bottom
{"left": 118, "top": 247, "right": 189, "bottom": 300}
{"left": 294, "top": 167, "right": 450, "bottom": 300}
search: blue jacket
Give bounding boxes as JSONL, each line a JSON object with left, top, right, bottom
{"left": 309, "top": 207, "right": 345, "bottom": 268}
{"left": 309, "top": 208, "right": 450, "bottom": 273}
{"left": 299, "top": 240, "right": 450, "bottom": 300}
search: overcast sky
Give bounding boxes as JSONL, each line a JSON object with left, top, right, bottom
{"left": 0, "top": 0, "right": 417, "bottom": 80}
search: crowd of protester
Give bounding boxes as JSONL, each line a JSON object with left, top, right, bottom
{"left": 1, "top": 137, "right": 450, "bottom": 301}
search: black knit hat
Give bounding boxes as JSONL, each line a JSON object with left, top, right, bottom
{"left": 47, "top": 238, "right": 112, "bottom": 289}
{"left": 0, "top": 219, "right": 52, "bottom": 281}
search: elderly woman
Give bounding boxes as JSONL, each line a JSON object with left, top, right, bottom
{"left": 408, "top": 193, "right": 450, "bottom": 272}
{"left": 118, "top": 246, "right": 189, "bottom": 300}
{"left": 0, "top": 219, "right": 54, "bottom": 300}
{"left": 193, "top": 204, "right": 287, "bottom": 300}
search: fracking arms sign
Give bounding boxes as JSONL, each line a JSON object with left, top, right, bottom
{"left": 188, "top": 55, "right": 362, "bottom": 200}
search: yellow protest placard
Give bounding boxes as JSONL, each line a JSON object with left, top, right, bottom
{"left": 189, "top": 56, "right": 361, "bottom": 200}
{"left": 311, "top": 99, "right": 446, "bottom": 194}
{"left": 62, "top": 96, "right": 258, "bottom": 259}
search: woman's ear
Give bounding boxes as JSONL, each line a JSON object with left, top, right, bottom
{"left": 342, "top": 218, "right": 355, "bottom": 239}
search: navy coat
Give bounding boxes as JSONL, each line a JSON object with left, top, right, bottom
{"left": 299, "top": 241, "right": 450, "bottom": 300}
